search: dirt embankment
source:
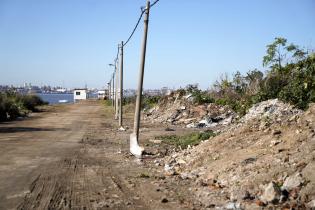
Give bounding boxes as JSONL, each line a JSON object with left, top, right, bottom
{"left": 160, "top": 100, "right": 315, "bottom": 209}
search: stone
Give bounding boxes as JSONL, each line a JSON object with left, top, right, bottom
{"left": 230, "top": 189, "right": 253, "bottom": 201}
{"left": 260, "top": 181, "right": 281, "bottom": 204}
{"left": 177, "top": 159, "right": 187, "bottom": 164}
{"left": 306, "top": 200, "right": 315, "bottom": 208}
{"left": 221, "top": 115, "right": 233, "bottom": 125}
{"left": 198, "top": 116, "right": 212, "bottom": 127}
{"left": 270, "top": 139, "right": 282, "bottom": 146}
{"left": 161, "top": 198, "right": 168, "bottom": 203}
{"left": 272, "top": 130, "right": 282, "bottom": 135}
{"left": 224, "top": 202, "right": 241, "bottom": 209}
{"left": 149, "top": 139, "right": 162, "bottom": 144}
{"left": 180, "top": 172, "right": 197, "bottom": 180}
{"left": 165, "top": 127, "right": 175, "bottom": 131}
{"left": 186, "top": 123, "right": 197, "bottom": 128}
{"left": 289, "top": 115, "right": 298, "bottom": 122}
{"left": 241, "top": 157, "right": 257, "bottom": 165}
{"left": 164, "top": 164, "right": 173, "bottom": 172}
{"left": 281, "top": 173, "right": 304, "bottom": 191}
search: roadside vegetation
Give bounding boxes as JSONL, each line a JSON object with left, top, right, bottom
{"left": 169, "top": 37, "right": 315, "bottom": 116}
{"left": 0, "top": 91, "right": 47, "bottom": 121}
{"left": 155, "top": 130, "right": 215, "bottom": 149}
{"left": 210, "top": 37, "right": 314, "bottom": 115}
{"left": 106, "top": 37, "right": 314, "bottom": 118}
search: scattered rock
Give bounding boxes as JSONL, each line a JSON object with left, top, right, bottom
{"left": 281, "top": 173, "right": 304, "bottom": 191}
{"left": 161, "top": 198, "right": 168, "bottom": 203}
{"left": 224, "top": 202, "right": 241, "bottom": 209}
{"left": 272, "top": 130, "right": 282, "bottom": 135}
{"left": 177, "top": 159, "right": 187, "bottom": 164}
{"left": 270, "top": 139, "right": 282, "bottom": 146}
{"left": 241, "top": 157, "right": 257, "bottom": 165}
{"left": 149, "top": 139, "right": 162, "bottom": 144}
{"left": 306, "top": 200, "right": 315, "bottom": 208}
{"left": 260, "top": 182, "right": 281, "bottom": 204}
{"left": 165, "top": 127, "right": 175, "bottom": 131}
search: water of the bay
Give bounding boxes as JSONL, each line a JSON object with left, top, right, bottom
{"left": 36, "top": 93, "right": 74, "bottom": 105}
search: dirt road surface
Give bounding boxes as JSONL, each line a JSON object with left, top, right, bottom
{"left": 0, "top": 101, "right": 198, "bottom": 210}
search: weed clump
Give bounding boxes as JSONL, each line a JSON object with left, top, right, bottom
{"left": 155, "top": 130, "right": 215, "bottom": 149}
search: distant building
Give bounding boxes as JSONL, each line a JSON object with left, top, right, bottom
{"left": 73, "top": 89, "right": 88, "bottom": 101}
{"left": 97, "top": 90, "right": 106, "bottom": 100}
{"left": 161, "top": 87, "right": 172, "bottom": 95}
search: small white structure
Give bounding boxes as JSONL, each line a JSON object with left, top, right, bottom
{"left": 97, "top": 90, "right": 106, "bottom": 100}
{"left": 74, "top": 89, "right": 87, "bottom": 102}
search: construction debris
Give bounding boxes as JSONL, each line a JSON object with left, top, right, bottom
{"left": 145, "top": 92, "right": 237, "bottom": 129}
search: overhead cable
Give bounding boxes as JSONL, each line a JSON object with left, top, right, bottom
{"left": 150, "top": 0, "right": 160, "bottom": 8}
{"left": 122, "top": 0, "right": 160, "bottom": 47}
{"left": 123, "top": 9, "right": 145, "bottom": 47}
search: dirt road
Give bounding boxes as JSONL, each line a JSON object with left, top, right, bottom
{"left": 0, "top": 101, "right": 197, "bottom": 210}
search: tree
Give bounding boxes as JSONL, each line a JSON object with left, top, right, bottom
{"left": 263, "top": 37, "right": 307, "bottom": 70}
{"left": 263, "top": 37, "right": 287, "bottom": 70}
{"left": 245, "top": 69, "right": 264, "bottom": 95}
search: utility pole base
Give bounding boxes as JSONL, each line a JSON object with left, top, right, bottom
{"left": 118, "top": 127, "right": 126, "bottom": 131}
{"left": 130, "top": 133, "right": 144, "bottom": 158}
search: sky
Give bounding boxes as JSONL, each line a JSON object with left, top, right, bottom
{"left": 0, "top": 0, "right": 314, "bottom": 90}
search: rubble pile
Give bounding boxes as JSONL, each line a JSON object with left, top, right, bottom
{"left": 223, "top": 99, "right": 304, "bottom": 134}
{"left": 240, "top": 99, "right": 302, "bottom": 124}
{"left": 159, "top": 101, "right": 315, "bottom": 209}
{"left": 145, "top": 92, "right": 236, "bottom": 129}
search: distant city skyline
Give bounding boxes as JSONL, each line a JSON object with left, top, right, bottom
{"left": 0, "top": 0, "right": 314, "bottom": 89}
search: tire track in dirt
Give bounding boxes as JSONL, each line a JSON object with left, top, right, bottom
{"left": 17, "top": 102, "right": 192, "bottom": 210}
{"left": 18, "top": 147, "right": 152, "bottom": 210}
{"left": 0, "top": 102, "right": 102, "bottom": 209}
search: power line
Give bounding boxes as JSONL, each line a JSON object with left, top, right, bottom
{"left": 115, "top": 45, "right": 119, "bottom": 62}
{"left": 122, "top": 0, "right": 161, "bottom": 47}
{"left": 123, "top": 9, "right": 145, "bottom": 47}
{"left": 150, "top": 0, "right": 160, "bottom": 8}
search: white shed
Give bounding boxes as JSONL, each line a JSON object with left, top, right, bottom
{"left": 74, "top": 89, "right": 87, "bottom": 101}
{"left": 97, "top": 90, "right": 106, "bottom": 100}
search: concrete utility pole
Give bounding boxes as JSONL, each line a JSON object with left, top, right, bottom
{"left": 115, "top": 54, "right": 119, "bottom": 120}
{"left": 130, "top": 0, "right": 150, "bottom": 157}
{"left": 107, "top": 81, "right": 111, "bottom": 100}
{"left": 119, "top": 41, "right": 124, "bottom": 127}
{"left": 112, "top": 72, "right": 115, "bottom": 107}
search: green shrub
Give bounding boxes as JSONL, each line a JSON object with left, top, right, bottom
{"left": 208, "top": 38, "right": 314, "bottom": 114}
{"left": 123, "top": 96, "right": 136, "bottom": 105}
{"left": 185, "top": 84, "right": 214, "bottom": 104}
{"left": 0, "top": 92, "right": 47, "bottom": 121}
{"left": 142, "top": 95, "right": 161, "bottom": 109}
{"left": 155, "top": 130, "right": 215, "bottom": 149}
{"left": 19, "top": 95, "right": 47, "bottom": 111}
